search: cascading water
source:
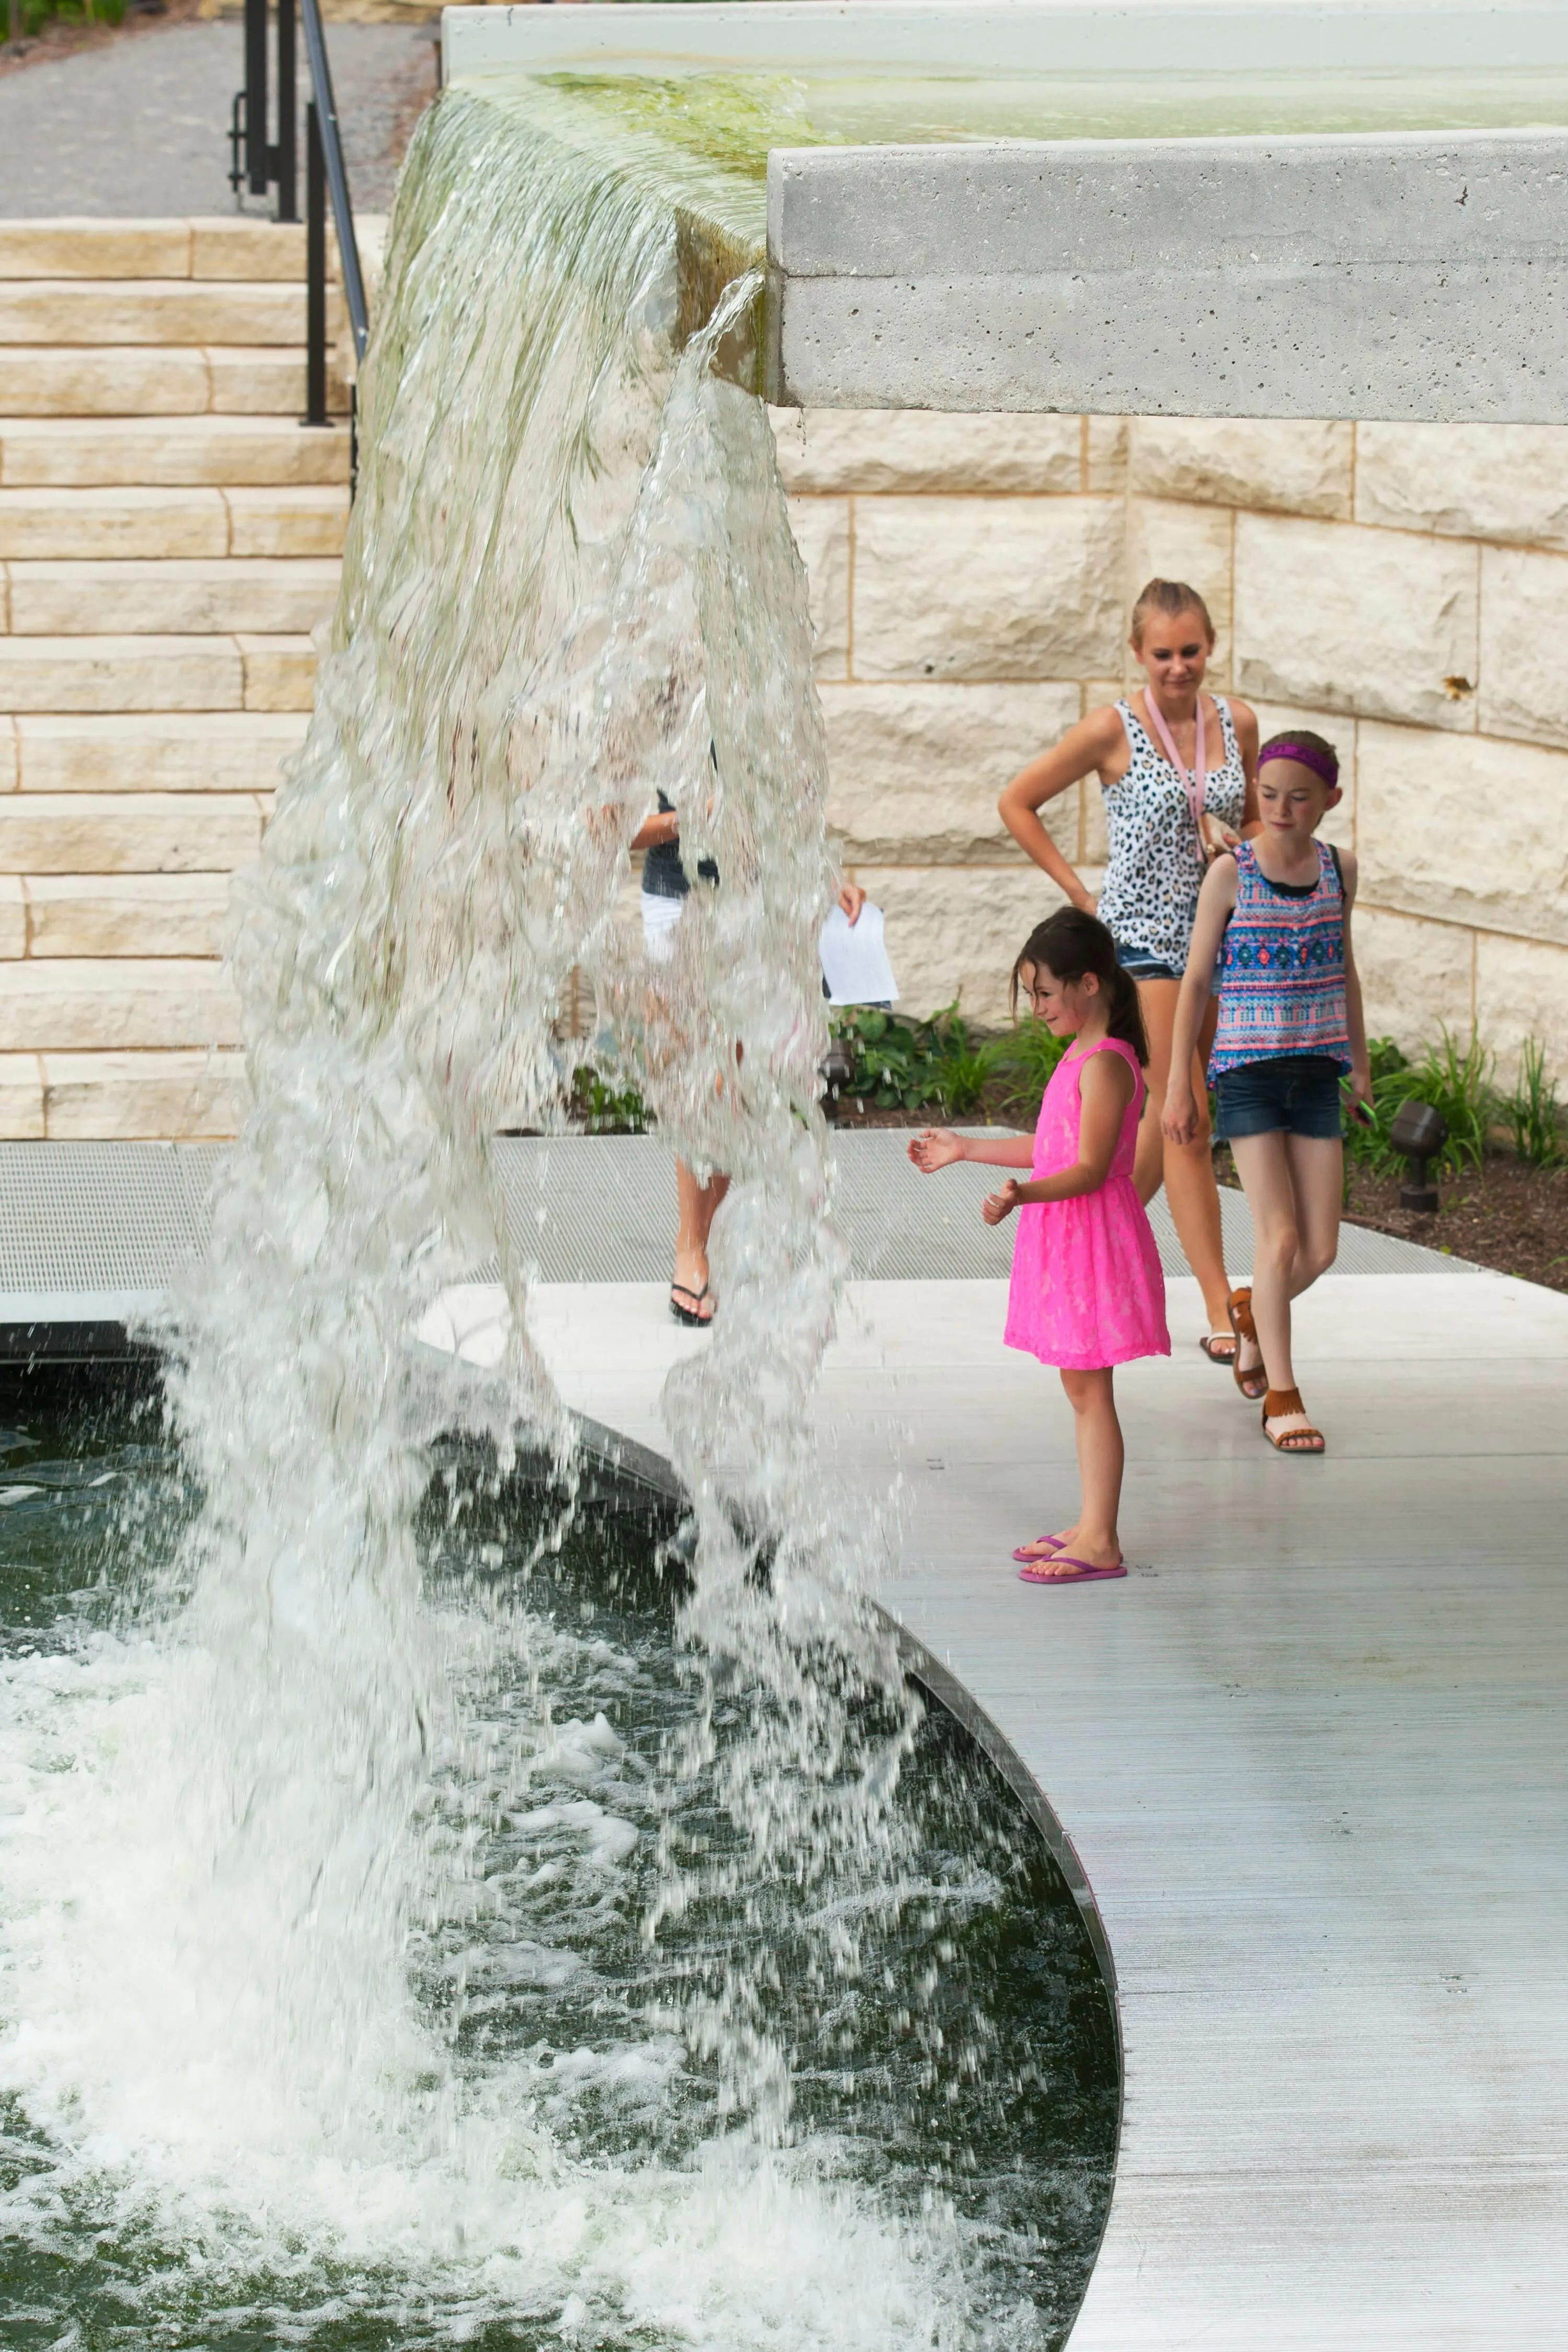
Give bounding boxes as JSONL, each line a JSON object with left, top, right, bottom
{"left": 0, "top": 74, "right": 1115, "bottom": 2350}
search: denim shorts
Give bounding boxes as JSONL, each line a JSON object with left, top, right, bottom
{"left": 1112, "top": 936, "right": 1184, "bottom": 984}
{"left": 1213, "top": 1054, "right": 1345, "bottom": 1142}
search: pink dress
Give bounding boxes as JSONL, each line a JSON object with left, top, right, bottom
{"left": 1004, "top": 1036, "right": 1170, "bottom": 1371}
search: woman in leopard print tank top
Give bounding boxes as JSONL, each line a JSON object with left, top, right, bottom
{"left": 998, "top": 580, "right": 1261, "bottom": 1364}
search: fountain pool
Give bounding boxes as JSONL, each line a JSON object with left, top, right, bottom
{"left": 0, "top": 1378, "right": 1117, "bottom": 2347}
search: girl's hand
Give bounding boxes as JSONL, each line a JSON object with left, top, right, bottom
{"left": 836, "top": 882, "right": 867, "bottom": 926}
{"left": 1070, "top": 884, "right": 1100, "bottom": 917}
{"left": 982, "top": 1179, "right": 1021, "bottom": 1225}
{"left": 1162, "top": 1085, "right": 1200, "bottom": 1146}
{"left": 1346, "top": 1061, "right": 1374, "bottom": 1124}
{"left": 909, "top": 1128, "right": 963, "bottom": 1173}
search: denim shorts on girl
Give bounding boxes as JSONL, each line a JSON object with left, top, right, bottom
{"left": 1112, "top": 935, "right": 1183, "bottom": 983}
{"left": 1213, "top": 1054, "right": 1345, "bottom": 1142}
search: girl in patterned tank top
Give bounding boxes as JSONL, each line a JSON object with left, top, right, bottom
{"left": 998, "top": 580, "right": 1260, "bottom": 1373}
{"left": 1162, "top": 733, "right": 1371, "bottom": 1457}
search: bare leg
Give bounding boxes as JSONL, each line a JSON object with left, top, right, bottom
{"left": 673, "top": 1158, "right": 729, "bottom": 1322}
{"left": 1136, "top": 977, "right": 1232, "bottom": 1336}
{"left": 1027, "top": 1368, "right": 1123, "bottom": 1574}
{"left": 1229, "top": 1131, "right": 1341, "bottom": 1447}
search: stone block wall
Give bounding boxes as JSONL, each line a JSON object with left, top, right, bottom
{"left": 774, "top": 407, "right": 1568, "bottom": 1075}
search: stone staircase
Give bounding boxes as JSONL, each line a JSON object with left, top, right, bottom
{"left": 0, "top": 216, "right": 351, "bottom": 1139}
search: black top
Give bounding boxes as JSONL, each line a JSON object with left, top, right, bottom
{"left": 1251, "top": 843, "right": 1344, "bottom": 900}
{"left": 641, "top": 789, "right": 720, "bottom": 900}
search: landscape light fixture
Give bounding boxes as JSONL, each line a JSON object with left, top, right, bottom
{"left": 820, "top": 1038, "right": 855, "bottom": 1123}
{"left": 1388, "top": 1099, "right": 1448, "bottom": 1214}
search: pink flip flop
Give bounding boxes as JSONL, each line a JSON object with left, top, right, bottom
{"left": 1018, "top": 1554, "right": 1127, "bottom": 1586}
{"left": 1012, "top": 1532, "right": 1071, "bottom": 1562}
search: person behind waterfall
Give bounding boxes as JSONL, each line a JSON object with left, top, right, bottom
{"left": 631, "top": 788, "right": 864, "bottom": 1327}
{"left": 997, "top": 579, "right": 1260, "bottom": 1376}
{"left": 908, "top": 909, "right": 1169, "bottom": 1585}
{"left": 1162, "top": 732, "right": 1370, "bottom": 1455}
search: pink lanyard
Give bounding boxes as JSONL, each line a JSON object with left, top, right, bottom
{"left": 1142, "top": 692, "right": 1208, "bottom": 847}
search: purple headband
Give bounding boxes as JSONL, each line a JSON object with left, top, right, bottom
{"left": 1258, "top": 738, "right": 1340, "bottom": 790}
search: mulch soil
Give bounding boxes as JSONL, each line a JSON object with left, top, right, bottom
{"left": 1338, "top": 1154, "right": 1568, "bottom": 1294}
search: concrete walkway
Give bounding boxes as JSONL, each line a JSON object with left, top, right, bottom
{"left": 425, "top": 1260, "right": 1568, "bottom": 2348}
{"left": 0, "top": 20, "right": 434, "bottom": 217}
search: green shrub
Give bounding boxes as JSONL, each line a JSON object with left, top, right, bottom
{"left": 828, "top": 1004, "right": 1070, "bottom": 1120}
{"left": 1344, "top": 1029, "right": 1493, "bottom": 1178}
{"left": 978, "top": 1016, "right": 1070, "bottom": 1122}
{"left": 571, "top": 1062, "right": 649, "bottom": 1135}
{"left": 832, "top": 1005, "right": 986, "bottom": 1114}
{"left": 1504, "top": 1037, "right": 1562, "bottom": 1167}
{"left": 12, "top": 0, "right": 129, "bottom": 32}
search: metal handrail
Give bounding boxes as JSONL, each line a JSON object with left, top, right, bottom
{"left": 299, "top": 0, "right": 368, "bottom": 373}
{"left": 227, "top": 0, "right": 369, "bottom": 475}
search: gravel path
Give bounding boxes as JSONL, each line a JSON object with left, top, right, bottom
{"left": 0, "top": 19, "right": 437, "bottom": 218}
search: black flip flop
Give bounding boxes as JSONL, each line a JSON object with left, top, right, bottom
{"left": 670, "top": 1283, "right": 713, "bottom": 1329}
{"left": 1198, "top": 1332, "right": 1237, "bottom": 1365}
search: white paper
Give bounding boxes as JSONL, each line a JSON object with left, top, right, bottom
{"left": 819, "top": 901, "right": 898, "bottom": 1006}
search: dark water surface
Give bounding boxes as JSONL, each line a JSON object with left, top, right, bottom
{"left": 0, "top": 1371, "right": 1117, "bottom": 2350}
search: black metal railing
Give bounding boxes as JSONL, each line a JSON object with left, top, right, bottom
{"left": 229, "top": 0, "right": 368, "bottom": 475}
{"left": 228, "top": 0, "right": 297, "bottom": 224}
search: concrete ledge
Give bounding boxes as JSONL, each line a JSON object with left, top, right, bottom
{"left": 766, "top": 133, "right": 1568, "bottom": 419}
{"left": 441, "top": 2, "right": 1568, "bottom": 84}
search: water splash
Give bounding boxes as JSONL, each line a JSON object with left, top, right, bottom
{"left": 0, "top": 76, "right": 1077, "bottom": 2349}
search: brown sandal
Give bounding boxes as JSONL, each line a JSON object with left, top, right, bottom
{"left": 1226, "top": 1287, "right": 1268, "bottom": 1401}
{"left": 1261, "top": 1386, "right": 1325, "bottom": 1454}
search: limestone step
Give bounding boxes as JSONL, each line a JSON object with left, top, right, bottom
{"left": 2, "top": 711, "right": 307, "bottom": 793}
{"left": 0, "top": 1047, "right": 247, "bottom": 1140}
{"left": 225, "top": 487, "right": 349, "bottom": 559}
{"left": 236, "top": 633, "right": 316, "bottom": 711}
{"left": 0, "top": 487, "right": 229, "bottom": 560}
{"left": 0, "top": 792, "right": 268, "bottom": 873}
{"left": 14, "top": 873, "right": 233, "bottom": 958}
{"left": 0, "top": 633, "right": 316, "bottom": 713}
{"left": 0, "top": 957, "right": 241, "bottom": 1051}
{"left": 4, "top": 556, "right": 341, "bottom": 636}
{"left": 0, "top": 487, "right": 348, "bottom": 562}
{"left": 0, "top": 281, "right": 335, "bottom": 350}
{"left": 0, "top": 218, "right": 306, "bottom": 284}
{"left": 0, "top": 1052, "right": 40, "bottom": 1136}
{"left": 0, "top": 415, "right": 351, "bottom": 489}
{"left": 0, "top": 345, "right": 347, "bottom": 419}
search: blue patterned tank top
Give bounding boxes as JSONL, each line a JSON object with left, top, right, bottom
{"left": 1209, "top": 839, "right": 1350, "bottom": 1076}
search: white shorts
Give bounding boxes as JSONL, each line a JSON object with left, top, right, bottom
{"left": 641, "top": 889, "right": 683, "bottom": 965}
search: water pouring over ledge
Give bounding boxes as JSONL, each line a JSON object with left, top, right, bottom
{"left": 0, "top": 52, "right": 1117, "bottom": 2352}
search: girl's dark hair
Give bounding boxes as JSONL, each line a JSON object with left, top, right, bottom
{"left": 1010, "top": 908, "right": 1150, "bottom": 1065}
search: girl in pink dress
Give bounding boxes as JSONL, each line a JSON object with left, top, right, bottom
{"left": 910, "top": 909, "right": 1169, "bottom": 1585}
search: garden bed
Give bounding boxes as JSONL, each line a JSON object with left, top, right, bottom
{"left": 1339, "top": 1155, "right": 1568, "bottom": 1293}
{"left": 0, "top": 0, "right": 202, "bottom": 80}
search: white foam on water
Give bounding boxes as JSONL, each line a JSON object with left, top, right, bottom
{"left": 0, "top": 1635, "right": 981, "bottom": 2350}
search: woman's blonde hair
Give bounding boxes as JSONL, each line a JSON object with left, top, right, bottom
{"left": 1129, "top": 577, "right": 1215, "bottom": 649}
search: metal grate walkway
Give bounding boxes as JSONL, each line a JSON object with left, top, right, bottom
{"left": 0, "top": 1134, "right": 1471, "bottom": 1336}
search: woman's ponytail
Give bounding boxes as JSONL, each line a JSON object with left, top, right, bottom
{"left": 1010, "top": 907, "right": 1151, "bottom": 1065}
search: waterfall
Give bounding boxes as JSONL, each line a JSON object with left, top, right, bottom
{"left": 0, "top": 72, "right": 1059, "bottom": 2352}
